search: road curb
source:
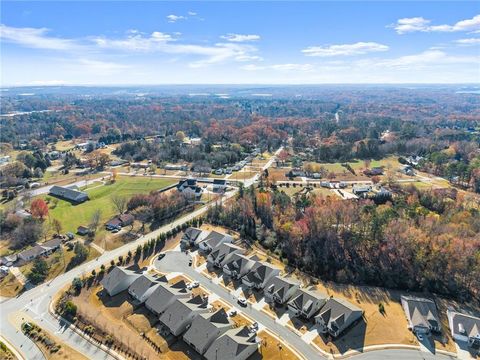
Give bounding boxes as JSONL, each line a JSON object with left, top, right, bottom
{"left": 0, "top": 334, "right": 26, "bottom": 360}
{"left": 48, "top": 297, "right": 125, "bottom": 360}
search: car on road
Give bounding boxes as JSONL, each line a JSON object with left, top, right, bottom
{"left": 157, "top": 253, "right": 166, "bottom": 260}
{"left": 229, "top": 310, "right": 237, "bottom": 317}
{"left": 237, "top": 296, "right": 247, "bottom": 307}
{"left": 251, "top": 322, "right": 258, "bottom": 330}
{"left": 111, "top": 228, "right": 120, "bottom": 233}
{"left": 188, "top": 259, "right": 193, "bottom": 266}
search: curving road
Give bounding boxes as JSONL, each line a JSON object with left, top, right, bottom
{"left": 0, "top": 146, "right": 455, "bottom": 360}
{"left": 154, "top": 251, "right": 456, "bottom": 360}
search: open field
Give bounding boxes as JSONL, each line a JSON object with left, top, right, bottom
{"left": 44, "top": 176, "right": 176, "bottom": 234}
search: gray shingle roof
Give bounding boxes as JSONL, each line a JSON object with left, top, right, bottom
{"left": 448, "top": 310, "right": 480, "bottom": 339}
{"left": 288, "top": 288, "right": 328, "bottom": 315}
{"left": 49, "top": 185, "right": 88, "bottom": 203}
{"left": 203, "top": 326, "right": 257, "bottom": 360}
{"left": 315, "top": 297, "right": 363, "bottom": 335}
{"left": 266, "top": 276, "right": 300, "bottom": 302}
{"left": 100, "top": 267, "right": 140, "bottom": 296}
{"left": 209, "top": 243, "right": 244, "bottom": 265}
{"left": 181, "top": 227, "right": 203, "bottom": 244}
{"left": 128, "top": 273, "right": 165, "bottom": 300}
{"left": 144, "top": 280, "right": 189, "bottom": 314}
{"left": 159, "top": 295, "right": 208, "bottom": 334}
{"left": 243, "top": 261, "right": 279, "bottom": 286}
{"left": 183, "top": 308, "right": 233, "bottom": 354}
{"left": 201, "top": 231, "right": 233, "bottom": 249}
{"left": 401, "top": 296, "right": 441, "bottom": 332}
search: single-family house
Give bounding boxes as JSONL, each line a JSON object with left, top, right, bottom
{"left": 183, "top": 308, "right": 233, "bottom": 355}
{"left": 198, "top": 231, "right": 233, "bottom": 252}
{"left": 49, "top": 185, "right": 88, "bottom": 204}
{"left": 204, "top": 326, "right": 258, "bottom": 360}
{"left": 145, "top": 280, "right": 190, "bottom": 315}
{"left": 264, "top": 276, "right": 300, "bottom": 305}
{"left": 401, "top": 296, "right": 442, "bottom": 335}
{"left": 77, "top": 225, "right": 91, "bottom": 236}
{"left": 212, "top": 179, "right": 227, "bottom": 192}
{"left": 180, "top": 227, "right": 205, "bottom": 248}
{"left": 241, "top": 261, "right": 281, "bottom": 290}
{"left": 352, "top": 185, "right": 372, "bottom": 196}
{"left": 159, "top": 295, "right": 209, "bottom": 336}
{"left": 447, "top": 309, "right": 480, "bottom": 348}
{"left": 315, "top": 297, "right": 364, "bottom": 337}
{"left": 128, "top": 273, "right": 166, "bottom": 303}
{"left": 207, "top": 243, "right": 245, "bottom": 268}
{"left": 222, "top": 253, "right": 255, "bottom": 280}
{"left": 106, "top": 214, "right": 135, "bottom": 228}
{"left": 363, "top": 167, "right": 384, "bottom": 176}
{"left": 17, "top": 245, "right": 46, "bottom": 263}
{"left": 288, "top": 288, "right": 328, "bottom": 319}
{"left": 39, "top": 238, "right": 62, "bottom": 253}
{"left": 0, "top": 254, "right": 17, "bottom": 267}
{"left": 100, "top": 267, "right": 141, "bottom": 297}
{"left": 177, "top": 179, "right": 203, "bottom": 200}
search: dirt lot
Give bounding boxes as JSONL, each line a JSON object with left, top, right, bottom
{"left": 71, "top": 285, "right": 167, "bottom": 359}
{"left": 310, "top": 281, "right": 419, "bottom": 354}
{"left": 255, "top": 330, "right": 300, "bottom": 360}
{"left": 0, "top": 272, "right": 23, "bottom": 297}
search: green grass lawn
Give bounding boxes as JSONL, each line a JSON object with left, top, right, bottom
{"left": 45, "top": 176, "right": 176, "bottom": 233}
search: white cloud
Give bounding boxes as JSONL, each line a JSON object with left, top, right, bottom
{"left": 363, "top": 50, "right": 479, "bottom": 69}
{"left": 188, "top": 11, "right": 197, "bottom": 16}
{"left": 455, "top": 37, "right": 480, "bottom": 45}
{"left": 302, "top": 42, "right": 389, "bottom": 57}
{"left": 78, "top": 59, "right": 130, "bottom": 72}
{"left": 392, "top": 15, "right": 480, "bottom": 34}
{"left": 93, "top": 31, "right": 175, "bottom": 51}
{"left": 167, "top": 14, "right": 186, "bottom": 23}
{"left": 0, "top": 24, "right": 78, "bottom": 50}
{"left": 220, "top": 33, "right": 260, "bottom": 42}
{"left": 28, "top": 80, "right": 69, "bottom": 86}
{"left": 241, "top": 63, "right": 313, "bottom": 71}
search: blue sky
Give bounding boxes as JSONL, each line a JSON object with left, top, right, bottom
{"left": 1, "top": 1, "right": 479, "bottom": 85}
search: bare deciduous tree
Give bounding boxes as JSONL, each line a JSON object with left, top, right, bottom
{"left": 111, "top": 195, "right": 128, "bottom": 214}
{"left": 89, "top": 209, "right": 102, "bottom": 235}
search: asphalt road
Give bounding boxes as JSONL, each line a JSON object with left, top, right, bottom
{"left": 155, "top": 251, "right": 457, "bottom": 360}
{"left": 0, "top": 188, "right": 238, "bottom": 360}
{"left": 0, "top": 147, "right": 454, "bottom": 360}
{"left": 155, "top": 251, "right": 322, "bottom": 360}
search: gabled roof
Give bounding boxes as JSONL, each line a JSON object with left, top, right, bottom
{"left": 145, "top": 280, "right": 189, "bottom": 314}
{"left": 18, "top": 245, "right": 45, "bottom": 259}
{"left": 204, "top": 326, "right": 257, "bottom": 360}
{"left": 448, "top": 310, "right": 480, "bottom": 339}
{"left": 266, "top": 276, "right": 300, "bottom": 301}
{"left": 183, "top": 308, "right": 233, "bottom": 354}
{"left": 181, "top": 227, "right": 204, "bottom": 243}
{"left": 128, "top": 273, "right": 165, "bottom": 299}
{"left": 223, "top": 253, "right": 254, "bottom": 273}
{"left": 289, "top": 288, "right": 328, "bottom": 314}
{"left": 40, "top": 238, "right": 62, "bottom": 250}
{"left": 401, "top": 296, "right": 441, "bottom": 331}
{"left": 315, "top": 297, "right": 363, "bottom": 331}
{"left": 159, "top": 295, "right": 208, "bottom": 332}
{"left": 201, "top": 231, "right": 233, "bottom": 249}
{"left": 243, "top": 261, "right": 279, "bottom": 285}
{"left": 100, "top": 267, "right": 140, "bottom": 295}
{"left": 209, "top": 243, "right": 244, "bottom": 263}
{"left": 49, "top": 185, "right": 88, "bottom": 202}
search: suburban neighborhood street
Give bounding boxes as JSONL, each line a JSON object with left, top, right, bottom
{"left": 0, "top": 147, "right": 460, "bottom": 360}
